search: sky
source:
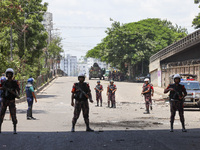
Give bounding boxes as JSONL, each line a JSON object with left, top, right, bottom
{"left": 44, "top": 0, "right": 200, "bottom": 59}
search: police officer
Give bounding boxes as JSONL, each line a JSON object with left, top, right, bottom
{"left": 0, "top": 68, "right": 20, "bottom": 134}
{"left": 164, "top": 74, "right": 187, "bottom": 132}
{"left": 94, "top": 81, "right": 103, "bottom": 107}
{"left": 71, "top": 73, "right": 94, "bottom": 132}
{"left": 107, "top": 80, "right": 117, "bottom": 108}
{"left": 141, "top": 78, "right": 151, "bottom": 114}
{"left": 25, "top": 78, "right": 37, "bottom": 120}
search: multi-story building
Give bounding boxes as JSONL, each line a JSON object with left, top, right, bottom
{"left": 60, "top": 54, "right": 78, "bottom": 76}
{"left": 42, "top": 12, "right": 53, "bottom": 44}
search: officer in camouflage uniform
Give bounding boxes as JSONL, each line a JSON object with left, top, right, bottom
{"left": 141, "top": 78, "right": 151, "bottom": 114}
{"left": 94, "top": 80, "right": 103, "bottom": 107}
{"left": 71, "top": 73, "right": 94, "bottom": 132}
{"left": 107, "top": 80, "right": 117, "bottom": 108}
{"left": 0, "top": 68, "right": 20, "bottom": 134}
{"left": 164, "top": 74, "right": 187, "bottom": 132}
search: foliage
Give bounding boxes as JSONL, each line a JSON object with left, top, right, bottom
{"left": 0, "top": 0, "right": 63, "bottom": 81}
{"left": 86, "top": 18, "right": 187, "bottom": 76}
{"left": 48, "top": 36, "right": 64, "bottom": 60}
{"left": 193, "top": 0, "right": 200, "bottom": 29}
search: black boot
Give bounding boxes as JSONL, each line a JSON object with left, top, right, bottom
{"left": 71, "top": 123, "right": 75, "bottom": 132}
{"left": 13, "top": 124, "right": 17, "bottom": 134}
{"left": 86, "top": 123, "right": 94, "bottom": 132}
{"left": 0, "top": 124, "right": 1, "bottom": 133}
{"left": 144, "top": 109, "right": 150, "bottom": 114}
{"left": 71, "top": 127, "right": 75, "bottom": 132}
{"left": 170, "top": 122, "right": 174, "bottom": 132}
{"left": 86, "top": 127, "right": 94, "bottom": 132}
{"left": 181, "top": 122, "right": 187, "bottom": 132}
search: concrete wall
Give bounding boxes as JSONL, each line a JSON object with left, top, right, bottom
{"left": 150, "top": 69, "right": 158, "bottom": 86}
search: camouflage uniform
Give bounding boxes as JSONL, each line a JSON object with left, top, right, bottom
{"left": 0, "top": 80, "right": 20, "bottom": 126}
{"left": 142, "top": 83, "right": 151, "bottom": 113}
{"left": 95, "top": 84, "right": 103, "bottom": 106}
{"left": 107, "top": 84, "right": 117, "bottom": 108}
{"left": 71, "top": 82, "right": 91, "bottom": 128}
{"left": 166, "top": 84, "right": 187, "bottom": 130}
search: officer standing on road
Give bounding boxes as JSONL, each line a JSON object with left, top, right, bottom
{"left": 0, "top": 68, "right": 20, "bottom": 134}
{"left": 141, "top": 78, "right": 151, "bottom": 114}
{"left": 94, "top": 81, "right": 103, "bottom": 107}
{"left": 164, "top": 74, "right": 187, "bottom": 132}
{"left": 71, "top": 73, "right": 94, "bottom": 132}
{"left": 107, "top": 80, "right": 117, "bottom": 108}
{"left": 25, "top": 78, "right": 37, "bottom": 120}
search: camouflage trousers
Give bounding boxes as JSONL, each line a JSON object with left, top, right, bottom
{"left": 144, "top": 94, "right": 151, "bottom": 111}
{"left": 0, "top": 99, "right": 17, "bottom": 125}
{"left": 170, "top": 100, "right": 184, "bottom": 124}
{"left": 96, "top": 93, "right": 102, "bottom": 104}
{"left": 72, "top": 100, "right": 89, "bottom": 126}
{"left": 108, "top": 93, "right": 115, "bottom": 106}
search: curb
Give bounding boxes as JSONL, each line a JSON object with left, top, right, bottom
{"left": 15, "top": 76, "right": 57, "bottom": 104}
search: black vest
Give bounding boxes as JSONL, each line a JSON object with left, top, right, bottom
{"left": 169, "top": 84, "right": 184, "bottom": 100}
{"left": 74, "top": 82, "right": 90, "bottom": 101}
{"left": 2, "top": 80, "right": 19, "bottom": 100}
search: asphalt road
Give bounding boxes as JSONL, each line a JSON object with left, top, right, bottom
{"left": 0, "top": 77, "right": 200, "bottom": 150}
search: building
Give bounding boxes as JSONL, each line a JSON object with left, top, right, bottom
{"left": 60, "top": 54, "right": 78, "bottom": 76}
{"left": 42, "top": 12, "right": 53, "bottom": 44}
{"left": 149, "top": 29, "right": 200, "bottom": 87}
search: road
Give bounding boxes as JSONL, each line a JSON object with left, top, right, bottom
{"left": 0, "top": 77, "right": 200, "bottom": 150}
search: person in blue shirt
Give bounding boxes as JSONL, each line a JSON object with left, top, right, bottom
{"left": 25, "top": 78, "right": 37, "bottom": 120}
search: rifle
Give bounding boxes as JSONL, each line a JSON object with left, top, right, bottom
{"left": 3, "top": 87, "right": 20, "bottom": 99}
{"left": 76, "top": 85, "right": 92, "bottom": 101}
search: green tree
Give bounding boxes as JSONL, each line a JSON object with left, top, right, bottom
{"left": 47, "top": 36, "right": 64, "bottom": 70}
{"left": 0, "top": 0, "right": 49, "bottom": 79}
{"left": 86, "top": 18, "right": 187, "bottom": 78}
{"left": 193, "top": 0, "right": 200, "bottom": 28}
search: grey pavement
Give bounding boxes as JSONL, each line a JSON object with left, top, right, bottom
{"left": 0, "top": 77, "right": 200, "bottom": 150}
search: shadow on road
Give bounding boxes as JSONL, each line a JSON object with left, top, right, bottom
{"left": 36, "top": 94, "right": 57, "bottom": 99}
{"left": 16, "top": 109, "right": 47, "bottom": 114}
{"left": 0, "top": 129, "right": 200, "bottom": 150}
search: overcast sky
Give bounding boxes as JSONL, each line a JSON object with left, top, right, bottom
{"left": 44, "top": 0, "right": 200, "bottom": 59}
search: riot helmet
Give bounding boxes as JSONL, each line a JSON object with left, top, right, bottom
{"left": 5, "top": 68, "right": 14, "bottom": 77}
{"left": 27, "top": 78, "right": 34, "bottom": 84}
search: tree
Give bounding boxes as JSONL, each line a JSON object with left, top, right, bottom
{"left": 0, "top": 0, "right": 50, "bottom": 80}
{"left": 86, "top": 18, "right": 187, "bottom": 78}
{"left": 47, "top": 36, "right": 64, "bottom": 70}
{"left": 193, "top": 0, "right": 200, "bottom": 29}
